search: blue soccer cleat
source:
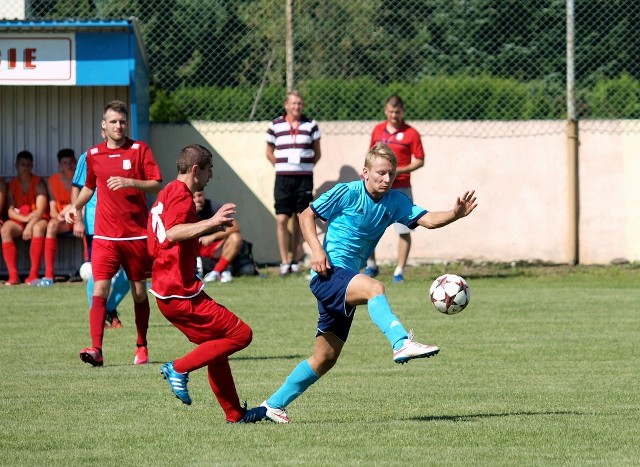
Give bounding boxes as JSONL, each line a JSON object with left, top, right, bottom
{"left": 364, "top": 266, "right": 379, "bottom": 278}
{"left": 161, "top": 361, "right": 192, "bottom": 405}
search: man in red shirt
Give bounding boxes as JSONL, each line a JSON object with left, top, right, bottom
{"left": 365, "top": 95, "right": 425, "bottom": 282}
{"left": 147, "top": 143, "right": 265, "bottom": 423}
{"left": 65, "top": 100, "right": 162, "bottom": 367}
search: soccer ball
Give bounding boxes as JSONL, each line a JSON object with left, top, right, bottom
{"left": 429, "top": 274, "right": 470, "bottom": 315}
{"left": 79, "top": 262, "right": 92, "bottom": 281}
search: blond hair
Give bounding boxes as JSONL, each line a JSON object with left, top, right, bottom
{"left": 365, "top": 142, "right": 397, "bottom": 169}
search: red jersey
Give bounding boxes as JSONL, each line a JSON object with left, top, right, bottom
{"left": 47, "top": 172, "right": 72, "bottom": 213}
{"left": 85, "top": 138, "right": 162, "bottom": 240}
{"left": 369, "top": 121, "right": 425, "bottom": 188}
{"left": 147, "top": 180, "right": 204, "bottom": 299}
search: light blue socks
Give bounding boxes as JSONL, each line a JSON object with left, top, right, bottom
{"left": 368, "top": 294, "right": 408, "bottom": 350}
{"left": 86, "top": 267, "right": 130, "bottom": 310}
{"left": 267, "top": 359, "right": 319, "bottom": 409}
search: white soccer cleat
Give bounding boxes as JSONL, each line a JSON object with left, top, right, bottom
{"left": 393, "top": 330, "right": 440, "bottom": 364}
{"left": 220, "top": 271, "right": 233, "bottom": 283}
{"left": 261, "top": 401, "right": 290, "bottom": 424}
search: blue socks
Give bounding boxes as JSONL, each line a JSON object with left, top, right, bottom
{"left": 86, "top": 267, "right": 130, "bottom": 310}
{"left": 368, "top": 294, "right": 408, "bottom": 350}
{"left": 267, "top": 359, "right": 319, "bottom": 409}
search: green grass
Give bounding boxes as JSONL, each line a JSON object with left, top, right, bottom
{"left": 1, "top": 265, "right": 639, "bottom": 466}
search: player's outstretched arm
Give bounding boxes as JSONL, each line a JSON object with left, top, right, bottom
{"left": 300, "top": 207, "right": 330, "bottom": 276}
{"left": 418, "top": 190, "right": 477, "bottom": 229}
{"left": 165, "top": 203, "right": 236, "bottom": 243}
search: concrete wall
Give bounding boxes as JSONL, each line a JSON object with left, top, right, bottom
{"left": 150, "top": 121, "right": 640, "bottom": 265}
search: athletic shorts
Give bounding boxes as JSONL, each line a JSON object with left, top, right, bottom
{"left": 310, "top": 267, "right": 360, "bottom": 342}
{"left": 274, "top": 174, "right": 314, "bottom": 216}
{"left": 392, "top": 187, "right": 412, "bottom": 235}
{"left": 199, "top": 239, "right": 224, "bottom": 259}
{"left": 91, "top": 237, "right": 151, "bottom": 282}
{"left": 156, "top": 291, "right": 249, "bottom": 345}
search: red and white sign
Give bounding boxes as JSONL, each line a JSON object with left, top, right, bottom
{"left": 0, "top": 34, "right": 76, "bottom": 85}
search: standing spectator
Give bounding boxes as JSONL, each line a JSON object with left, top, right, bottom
{"left": 193, "top": 190, "right": 243, "bottom": 284}
{"left": 65, "top": 100, "right": 162, "bottom": 366}
{"left": 69, "top": 146, "right": 130, "bottom": 328}
{"left": 1, "top": 151, "right": 49, "bottom": 285}
{"left": 147, "top": 144, "right": 265, "bottom": 423}
{"left": 266, "top": 90, "right": 321, "bottom": 276}
{"left": 251, "top": 142, "right": 477, "bottom": 423}
{"left": 365, "top": 95, "right": 425, "bottom": 282}
{"left": 30, "top": 149, "right": 77, "bottom": 286}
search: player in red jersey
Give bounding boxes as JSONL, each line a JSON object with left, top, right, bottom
{"left": 147, "top": 144, "right": 265, "bottom": 423}
{"left": 65, "top": 100, "right": 162, "bottom": 367}
{"left": 365, "top": 95, "right": 425, "bottom": 282}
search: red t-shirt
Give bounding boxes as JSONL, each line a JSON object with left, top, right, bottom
{"left": 147, "top": 180, "right": 204, "bottom": 299}
{"left": 369, "top": 121, "right": 425, "bottom": 188}
{"left": 85, "top": 139, "right": 162, "bottom": 239}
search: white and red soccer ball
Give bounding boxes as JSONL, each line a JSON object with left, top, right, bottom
{"left": 429, "top": 274, "right": 470, "bottom": 315}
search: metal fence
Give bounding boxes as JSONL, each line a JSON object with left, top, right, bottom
{"left": 3, "top": 0, "right": 639, "bottom": 136}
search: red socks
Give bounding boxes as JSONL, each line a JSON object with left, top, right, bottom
{"left": 44, "top": 237, "right": 57, "bottom": 279}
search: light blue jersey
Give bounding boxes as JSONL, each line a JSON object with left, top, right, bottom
{"left": 311, "top": 180, "right": 427, "bottom": 273}
{"left": 71, "top": 152, "right": 97, "bottom": 235}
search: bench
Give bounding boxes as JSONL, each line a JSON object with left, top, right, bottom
{"left": 0, "top": 233, "right": 84, "bottom": 279}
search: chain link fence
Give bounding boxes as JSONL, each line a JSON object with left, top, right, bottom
{"left": 3, "top": 0, "right": 639, "bottom": 136}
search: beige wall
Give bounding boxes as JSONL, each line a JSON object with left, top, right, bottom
{"left": 150, "top": 121, "right": 640, "bottom": 265}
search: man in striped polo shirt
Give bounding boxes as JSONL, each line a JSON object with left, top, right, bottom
{"left": 266, "top": 90, "right": 321, "bottom": 276}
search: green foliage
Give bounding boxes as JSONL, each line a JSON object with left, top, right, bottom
{"left": 0, "top": 264, "right": 639, "bottom": 465}
{"left": 585, "top": 74, "right": 640, "bottom": 119}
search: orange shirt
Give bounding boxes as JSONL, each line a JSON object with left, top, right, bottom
{"left": 8, "top": 175, "right": 44, "bottom": 212}
{"left": 47, "top": 172, "right": 72, "bottom": 213}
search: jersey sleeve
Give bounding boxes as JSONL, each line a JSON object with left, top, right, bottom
{"left": 409, "top": 128, "right": 425, "bottom": 159}
{"left": 311, "top": 182, "right": 350, "bottom": 221}
{"left": 85, "top": 151, "right": 97, "bottom": 190}
{"left": 140, "top": 145, "right": 163, "bottom": 182}
{"left": 393, "top": 191, "right": 428, "bottom": 229}
{"left": 72, "top": 152, "right": 87, "bottom": 188}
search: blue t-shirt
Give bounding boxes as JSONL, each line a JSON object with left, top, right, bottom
{"left": 71, "top": 151, "right": 98, "bottom": 235}
{"left": 310, "top": 180, "right": 427, "bottom": 273}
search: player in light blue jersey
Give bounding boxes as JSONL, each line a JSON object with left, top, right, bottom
{"left": 256, "top": 142, "right": 477, "bottom": 423}
{"left": 71, "top": 150, "right": 130, "bottom": 328}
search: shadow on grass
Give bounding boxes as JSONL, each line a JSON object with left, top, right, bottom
{"left": 411, "top": 410, "right": 584, "bottom": 422}
{"left": 232, "top": 354, "right": 304, "bottom": 361}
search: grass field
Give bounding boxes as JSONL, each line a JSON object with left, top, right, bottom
{"left": 1, "top": 264, "right": 638, "bottom": 466}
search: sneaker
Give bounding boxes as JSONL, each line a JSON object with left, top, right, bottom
{"left": 105, "top": 310, "right": 123, "bottom": 328}
{"left": 393, "top": 274, "right": 405, "bottom": 283}
{"left": 260, "top": 400, "right": 290, "bottom": 424}
{"left": 25, "top": 277, "right": 40, "bottom": 286}
{"left": 393, "top": 330, "right": 440, "bottom": 364}
{"left": 79, "top": 347, "right": 104, "bottom": 367}
{"left": 364, "top": 266, "right": 379, "bottom": 278}
{"left": 160, "top": 362, "right": 191, "bottom": 405}
{"left": 238, "top": 403, "right": 268, "bottom": 423}
{"left": 220, "top": 270, "right": 233, "bottom": 283}
{"left": 290, "top": 263, "right": 300, "bottom": 273}
{"left": 203, "top": 270, "right": 220, "bottom": 283}
{"left": 134, "top": 346, "right": 149, "bottom": 365}
{"left": 279, "top": 263, "right": 290, "bottom": 277}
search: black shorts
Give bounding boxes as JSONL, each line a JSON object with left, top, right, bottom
{"left": 274, "top": 174, "right": 314, "bottom": 216}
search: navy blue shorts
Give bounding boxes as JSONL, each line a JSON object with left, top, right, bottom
{"left": 310, "top": 267, "right": 359, "bottom": 342}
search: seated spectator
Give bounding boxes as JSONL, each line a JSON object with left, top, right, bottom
{"left": 32, "top": 149, "right": 77, "bottom": 286}
{"left": 1, "top": 151, "right": 49, "bottom": 285}
{"left": 0, "top": 177, "right": 6, "bottom": 226}
{"left": 194, "top": 190, "right": 243, "bottom": 283}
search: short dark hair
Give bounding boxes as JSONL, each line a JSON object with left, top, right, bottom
{"left": 176, "top": 144, "right": 213, "bottom": 174}
{"left": 386, "top": 94, "right": 405, "bottom": 109}
{"left": 104, "top": 100, "right": 128, "bottom": 118}
{"left": 57, "top": 148, "right": 75, "bottom": 163}
{"left": 16, "top": 150, "right": 34, "bottom": 162}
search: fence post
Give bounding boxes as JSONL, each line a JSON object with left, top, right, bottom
{"left": 566, "top": 0, "right": 579, "bottom": 265}
{"left": 286, "top": 0, "right": 294, "bottom": 92}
